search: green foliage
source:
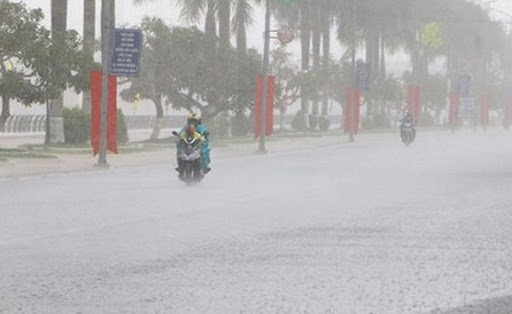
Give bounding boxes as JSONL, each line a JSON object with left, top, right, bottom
{"left": 231, "top": 111, "right": 251, "bottom": 137}
{"left": 63, "top": 107, "right": 90, "bottom": 144}
{"left": 362, "top": 113, "right": 391, "bottom": 130}
{"left": 308, "top": 114, "right": 319, "bottom": 130}
{"left": 291, "top": 110, "right": 307, "bottom": 132}
{"left": 116, "top": 109, "right": 129, "bottom": 145}
{"left": 121, "top": 18, "right": 261, "bottom": 122}
{"left": 422, "top": 74, "right": 448, "bottom": 113}
{"left": 0, "top": 0, "right": 96, "bottom": 112}
{"left": 418, "top": 112, "right": 436, "bottom": 127}
{"left": 208, "top": 114, "right": 230, "bottom": 139}
{"left": 420, "top": 22, "right": 443, "bottom": 50}
{"left": 319, "top": 116, "right": 330, "bottom": 132}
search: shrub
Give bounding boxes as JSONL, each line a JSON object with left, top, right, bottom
{"left": 319, "top": 116, "right": 330, "bottom": 131}
{"left": 231, "top": 111, "right": 251, "bottom": 136}
{"left": 362, "top": 113, "right": 391, "bottom": 130}
{"left": 117, "top": 109, "right": 129, "bottom": 144}
{"left": 309, "top": 114, "right": 319, "bottom": 130}
{"left": 63, "top": 107, "right": 90, "bottom": 144}
{"left": 417, "top": 113, "right": 436, "bottom": 127}
{"left": 291, "top": 110, "right": 307, "bottom": 132}
{"left": 209, "top": 114, "right": 230, "bottom": 138}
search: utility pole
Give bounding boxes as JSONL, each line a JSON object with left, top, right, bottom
{"left": 97, "top": 0, "right": 115, "bottom": 166}
{"left": 258, "top": 0, "right": 271, "bottom": 153}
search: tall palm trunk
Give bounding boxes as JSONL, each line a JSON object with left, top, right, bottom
{"left": 82, "top": 0, "right": 95, "bottom": 113}
{"left": 300, "top": 0, "right": 311, "bottom": 116}
{"left": 0, "top": 61, "right": 9, "bottom": 130}
{"left": 311, "top": 4, "right": 321, "bottom": 120}
{"left": 48, "top": 0, "right": 68, "bottom": 144}
{"left": 205, "top": 0, "right": 217, "bottom": 42}
{"left": 379, "top": 35, "right": 386, "bottom": 80}
{"left": 218, "top": 0, "right": 230, "bottom": 49}
{"left": 321, "top": 2, "right": 330, "bottom": 117}
{"left": 1, "top": 95, "right": 9, "bottom": 131}
{"left": 234, "top": 0, "right": 248, "bottom": 55}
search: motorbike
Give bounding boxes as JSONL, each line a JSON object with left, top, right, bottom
{"left": 172, "top": 130, "right": 203, "bottom": 184}
{"left": 400, "top": 121, "right": 415, "bottom": 146}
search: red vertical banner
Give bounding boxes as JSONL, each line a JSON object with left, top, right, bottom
{"left": 266, "top": 76, "right": 275, "bottom": 136}
{"left": 254, "top": 75, "right": 274, "bottom": 138}
{"left": 448, "top": 91, "right": 460, "bottom": 125}
{"left": 107, "top": 75, "right": 118, "bottom": 154}
{"left": 90, "top": 70, "right": 118, "bottom": 155}
{"left": 414, "top": 85, "right": 421, "bottom": 122}
{"left": 344, "top": 88, "right": 352, "bottom": 134}
{"left": 479, "top": 94, "right": 490, "bottom": 128}
{"left": 407, "top": 85, "right": 421, "bottom": 122}
{"left": 504, "top": 99, "right": 512, "bottom": 129}
{"left": 90, "top": 70, "right": 101, "bottom": 156}
{"left": 344, "top": 87, "right": 361, "bottom": 134}
{"left": 354, "top": 88, "right": 361, "bottom": 134}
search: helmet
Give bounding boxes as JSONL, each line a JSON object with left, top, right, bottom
{"left": 187, "top": 113, "right": 201, "bottom": 126}
{"left": 186, "top": 124, "right": 196, "bottom": 136}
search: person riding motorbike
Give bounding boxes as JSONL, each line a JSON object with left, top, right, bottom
{"left": 176, "top": 124, "right": 202, "bottom": 180}
{"left": 176, "top": 113, "right": 211, "bottom": 174}
{"left": 400, "top": 111, "right": 416, "bottom": 141}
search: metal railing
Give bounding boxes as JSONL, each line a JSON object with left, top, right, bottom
{"left": 3, "top": 115, "right": 47, "bottom": 133}
{"left": 2, "top": 114, "right": 343, "bottom": 133}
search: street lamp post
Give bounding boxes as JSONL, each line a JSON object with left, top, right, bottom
{"left": 258, "top": 0, "right": 272, "bottom": 153}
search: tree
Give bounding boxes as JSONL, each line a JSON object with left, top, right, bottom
{"left": 0, "top": 0, "right": 46, "bottom": 129}
{"left": 82, "top": 0, "right": 96, "bottom": 113}
{"left": 120, "top": 19, "right": 261, "bottom": 139}
{"left": 0, "top": 0, "right": 94, "bottom": 136}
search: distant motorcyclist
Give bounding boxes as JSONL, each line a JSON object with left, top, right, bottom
{"left": 176, "top": 124, "right": 202, "bottom": 180}
{"left": 400, "top": 111, "right": 416, "bottom": 141}
{"left": 177, "top": 113, "right": 211, "bottom": 174}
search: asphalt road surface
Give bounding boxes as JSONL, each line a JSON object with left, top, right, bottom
{"left": 2, "top": 130, "right": 512, "bottom": 313}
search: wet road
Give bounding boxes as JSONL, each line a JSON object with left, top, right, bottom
{"left": 2, "top": 130, "right": 512, "bottom": 313}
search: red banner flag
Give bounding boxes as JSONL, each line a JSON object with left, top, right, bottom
{"left": 90, "top": 70, "right": 118, "bottom": 156}
{"left": 479, "top": 94, "right": 490, "bottom": 128}
{"left": 407, "top": 85, "right": 421, "bottom": 122}
{"left": 90, "top": 70, "right": 101, "bottom": 156}
{"left": 448, "top": 91, "right": 460, "bottom": 125}
{"left": 254, "top": 75, "right": 275, "bottom": 138}
{"left": 504, "top": 99, "right": 512, "bottom": 129}
{"left": 344, "top": 87, "right": 361, "bottom": 134}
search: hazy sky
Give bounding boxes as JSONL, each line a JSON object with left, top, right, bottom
{"left": 21, "top": 0, "right": 512, "bottom": 67}
{"left": 21, "top": 0, "right": 275, "bottom": 57}
{"left": 22, "top": 0, "right": 512, "bottom": 33}
{"left": 13, "top": 0, "right": 512, "bottom": 115}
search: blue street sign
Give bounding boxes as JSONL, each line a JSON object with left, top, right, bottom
{"left": 453, "top": 74, "right": 471, "bottom": 97}
{"left": 356, "top": 59, "right": 370, "bottom": 90}
{"left": 110, "top": 28, "right": 142, "bottom": 77}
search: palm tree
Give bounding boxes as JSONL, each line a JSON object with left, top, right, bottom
{"left": 82, "top": 0, "right": 95, "bottom": 113}
{"left": 233, "top": 0, "right": 254, "bottom": 54}
{"left": 319, "top": 0, "right": 336, "bottom": 117}
{"left": 217, "top": 0, "right": 230, "bottom": 49}
{"left": 48, "top": 0, "right": 68, "bottom": 144}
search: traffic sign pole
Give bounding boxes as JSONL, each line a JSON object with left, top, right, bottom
{"left": 98, "top": 0, "right": 115, "bottom": 167}
{"left": 258, "top": 0, "right": 271, "bottom": 154}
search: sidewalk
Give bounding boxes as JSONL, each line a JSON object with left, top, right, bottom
{"left": 0, "top": 131, "right": 346, "bottom": 179}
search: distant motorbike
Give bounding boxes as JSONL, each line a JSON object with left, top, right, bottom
{"left": 172, "top": 130, "right": 203, "bottom": 184}
{"left": 400, "top": 121, "right": 415, "bottom": 146}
